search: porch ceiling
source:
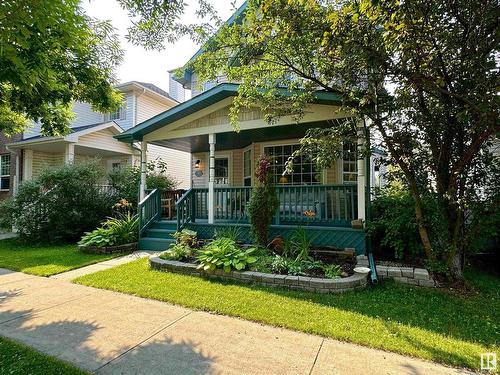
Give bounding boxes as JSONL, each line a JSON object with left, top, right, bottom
{"left": 150, "top": 120, "right": 335, "bottom": 153}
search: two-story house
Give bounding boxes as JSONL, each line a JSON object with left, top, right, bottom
{"left": 3, "top": 81, "right": 191, "bottom": 199}
{"left": 111, "top": 3, "right": 383, "bottom": 256}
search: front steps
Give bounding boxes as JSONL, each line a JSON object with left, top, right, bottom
{"left": 139, "top": 220, "right": 176, "bottom": 251}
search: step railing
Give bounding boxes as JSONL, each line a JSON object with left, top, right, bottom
{"left": 138, "top": 189, "right": 161, "bottom": 237}
{"left": 186, "top": 184, "right": 357, "bottom": 226}
{"left": 176, "top": 188, "right": 197, "bottom": 230}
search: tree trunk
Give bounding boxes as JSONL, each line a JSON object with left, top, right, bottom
{"left": 448, "top": 251, "right": 464, "bottom": 280}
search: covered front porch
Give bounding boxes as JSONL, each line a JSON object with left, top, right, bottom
{"left": 115, "top": 84, "right": 369, "bottom": 253}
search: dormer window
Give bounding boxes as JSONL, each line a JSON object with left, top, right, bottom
{"left": 109, "top": 105, "right": 126, "bottom": 121}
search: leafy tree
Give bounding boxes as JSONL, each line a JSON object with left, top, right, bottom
{"left": 0, "top": 0, "right": 124, "bottom": 136}
{"left": 121, "top": 0, "right": 499, "bottom": 280}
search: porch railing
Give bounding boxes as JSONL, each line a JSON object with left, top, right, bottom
{"left": 176, "top": 189, "right": 197, "bottom": 231}
{"left": 138, "top": 189, "right": 161, "bottom": 236}
{"left": 175, "top": 184, "right": 357, "bottom": 228}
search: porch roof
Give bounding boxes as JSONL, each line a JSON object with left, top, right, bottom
{"left": 114, "top": 83, "right": 344, "bottom": 144}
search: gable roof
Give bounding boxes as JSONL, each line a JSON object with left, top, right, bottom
{"left": 173, "top": 1, "right": 248, "bottom": 87}
{"left": 114, "top": 83, "right": 344, "bottom": 143}
{"left": 115, "top": 81, "right": 179, "bottom": 103}
{"left": 9, "top": 121, "right": 124, "bottom": 147}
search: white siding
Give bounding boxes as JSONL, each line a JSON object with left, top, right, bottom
{"left": 78, "top": 128, "right": 134, "bottom": 155}
{"left": 136, "top": 94, "right": 172, "bottom": 124}
{"left": 111, "top": 93, "right": 135, "bottom": 131}
{"left": 147, "top": 144, "right": 191, "bottom": 189}
{"left": 71, "top": 102, "right": 104, "bottom": 127}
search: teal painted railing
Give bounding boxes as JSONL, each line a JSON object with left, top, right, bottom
{"left": 184, "top": 184, "right": 357, "bottom": 227}
{"left": 138, "top": 189, "right": 161, "bottom": 237}
{"left": 176, "top": 188, "right": 197, "bottom": 230}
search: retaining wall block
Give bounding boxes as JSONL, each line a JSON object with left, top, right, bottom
{"left": 284, "top": 275, "right": 300, "bottom": 285}
{"left": 387, "top": 267, "right": 402, "bottom": 277}
{"left": 414, "top": 268, "right": 430, "bottom": 280}
{"left": 418, "top": 279, "right": 435, "bottom": 287}
{"left": 400, "top": 267, "right": 414, "bottom": 278}
{"left": 273, "top": 274, "right": 287, "bottom": 284}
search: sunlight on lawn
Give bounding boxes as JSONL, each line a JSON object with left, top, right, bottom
{"left": 74, "top": 258, "right": 500, "bottom": 371}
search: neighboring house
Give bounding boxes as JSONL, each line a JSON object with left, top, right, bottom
{"left": 0, "top": 131, "right": 22, "bottom": 201}
{"left": 113, "top": 3, "right": 385, "bottom": 254}
{"left": 4, "top": 81, "right": 191, "bottom": 198}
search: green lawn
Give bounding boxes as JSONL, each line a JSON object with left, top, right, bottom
{"left": 75, "top": 259, "right": 499, "bottom": 371}
{"left": 0, "top": 336, "right": 87, "bottom": 374}
{"left": 0, "top": 239, "right": 120, "bottom": 276}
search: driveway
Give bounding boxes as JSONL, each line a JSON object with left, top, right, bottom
{"left": 0, "top": 268, "right": 475, "bottom": 374}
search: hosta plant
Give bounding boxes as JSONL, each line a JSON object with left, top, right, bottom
{"left": 79, "top": 213, "right": 138, "bottom": 248}
{"left": 196, "top": 237, "right": 257, "bottom": 273}
{"left": 160, "top": 243, "right": 194, "bottom": 261}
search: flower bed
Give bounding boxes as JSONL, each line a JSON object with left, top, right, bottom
{"left": 150, "top": 256, "right": 369, "bottom": 293}
{"left": 78, "top": 242, "right": 137, "bottom": 254}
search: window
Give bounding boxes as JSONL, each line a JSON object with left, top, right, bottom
{"left": 342, "top": 141, "right": 357, "bottom": 183}
{"left": 214, "top": 158, "right": 229, "bottom": 185}
{"left": 243, "top": 150, "right": 252, "bottom": 186}
{"left": 111, "top": 162, "right": 122, "bottom": 171}
{"left": 109, "top": 105, "right": 126, "bottom": 121}
{"left": 264, "top": 144, "right": 320, "bottom": 185}
{"left": 0, "top": 154, "right": 11, "bottom": 191}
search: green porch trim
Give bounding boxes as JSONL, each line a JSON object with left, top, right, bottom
{"left": 114, "top": 83, "right": 344, "bottom": 143}
{"left": 186, "top": 222, "right": 366, "bottom": 255}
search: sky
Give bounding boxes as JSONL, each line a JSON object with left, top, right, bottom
{"left": 82, "top": 0, "right": 244, "bottom": 94}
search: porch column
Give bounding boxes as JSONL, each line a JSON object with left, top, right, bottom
{"left": 13, "top": 152, "right": 20, "bottom": 195}
{"left": 64, "top": 143, "right": 75, "bottom": 164}
{"left": 23, "top": 149, "right": 33, "bottom": 181}
{"left": 357, "top": 121, "right": 366, "bottom": 221}
{"left": 140, "top": 141, "right": 148, "bottom": 201}
{"left": 208, "top": 133, "right": 216, "bottom": 224}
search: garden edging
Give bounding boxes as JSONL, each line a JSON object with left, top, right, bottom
{"left": 78, "top": 242, "right": 138, "bottom": 254}
{"left": 357, "top": 255, "right": 435, "bottom": 287}
{"left": 149, "top": 257, "right": 368, "bottom": 293}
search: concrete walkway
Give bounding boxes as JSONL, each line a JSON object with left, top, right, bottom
{"left": 0, "top": 232, "right": 18, "bottom": 240}
{"left": 0, "top": 269, "right": 474, "bottom": 375}
{"left": 50, "top": 251, "right": 161, "bottom": 281}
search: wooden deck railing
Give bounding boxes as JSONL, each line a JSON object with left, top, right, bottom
{"left": 174, "top": 184, "right": 357, "bottom": 227}
{"left": 138, "top": 189, "right": 161, "bottom": 236}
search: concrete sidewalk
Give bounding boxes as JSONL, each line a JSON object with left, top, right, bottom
{"left": 0, "top": 269, "right": 473, "bottom": 375}
{"left": 50, "top": 251, "right": 161, "bottom": 281}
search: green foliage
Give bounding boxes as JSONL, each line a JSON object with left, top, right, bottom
{"left": 171, "top": 229, "right": 198, "bottom": 247}
{"left": 108, "top": 158, "right": 178, "bottom": 208}
{"left": 214, "top": 226, "right": 243, "bottom": 242}
{"left": 323, "top": 264, "right": 342, "bottom": 279}
{"left": 247, "top": 155, "right": 279, "bottom": 246}
{"left": 370, "top": 187, "right": 424, "bottom": 260}
{"left": 0, "top": 198, "right": 14, "bottom": 230}
{"left": 8, "top": 160, "right": 117, "bottom": 243}
{"left": 79, "top": 213, "right": 139, "bottom": 248}
{"left": 196, "top": 237, "right": 257, "bottom": 272}
{"left": 0, "top": 0, "right": 123, "bottom": 135}
{"left": 160, "top": 243, "right": 194, "bottom": 261}
{"left": 286, "top": 227, "right": 312, "bottom": 262}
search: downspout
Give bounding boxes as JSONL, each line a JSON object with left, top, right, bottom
{"left": 364, "top": 121, "right": 378, "bottom": 284}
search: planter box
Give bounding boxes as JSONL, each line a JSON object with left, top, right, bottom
{"left": 149, "top": 257, "right": 369, "bottom": 294}
{"left": 78, "top": 242, "right": 138, "bottom": 254}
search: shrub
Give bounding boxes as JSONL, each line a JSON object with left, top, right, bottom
{"left": 9, "top": 160, "right": 117, "bottom": 243}
{"left": 247, "top": 155, "right": 279, "bottom": 246}
{"left": 79, "top": 213, "right": 138, "bottom": 248}
{"left": 369, "top": 186, "right": 424, "bottom": 261}
{"left": 0, "top": 198, "right": 14, "bottom": 230}
{"left": 160, "top": 229, "right": 198, "bottom": 260}
{"left": 108, "top": 158, "right": 178, "bottom": 208}
{"left": 160, "top": 243, "right": 194, "bottom": 261}
{"left": 196, "top": 237, "right": 257, "bottom": 272}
